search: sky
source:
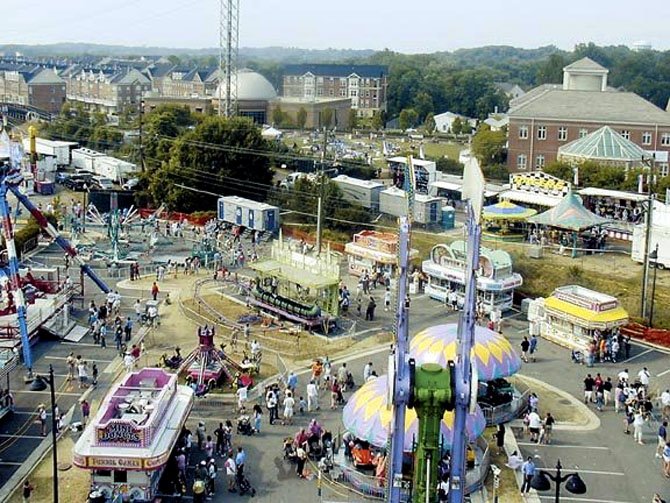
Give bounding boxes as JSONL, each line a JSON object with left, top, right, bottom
{"left": 1, "top": 0, "right": 667, "bottom": 53}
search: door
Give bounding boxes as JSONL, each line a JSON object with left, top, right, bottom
{"left": 235, "top": 207, "right": 242, "bottom": 225}
{"left": 248, "top": 209, "right": 255, "bottom": 229}
{"left": 267, "top": 210, "right": 275, "bottom": 231}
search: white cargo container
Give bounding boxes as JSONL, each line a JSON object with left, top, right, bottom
{"left": 22, "top": 138, "right": 77, "bottom": 166}
{"left": 332, "top": 175, "right": 385, "bottom": 210}
{"left": 72, "top": 148, "right": 105, "bottom": 172}
{"left": 217, "top": 196, "right": 280, "bottom": 232}
{"left": 95, "top": 156, "right": 137, "bottom": 182}
{"left": 379, "top": 187, "right": 442, "bottom": 224}
{"left": 631, "top": 224, "right": 670, "bottom": 269}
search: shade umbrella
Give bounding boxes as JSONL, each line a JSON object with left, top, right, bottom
{"left": 342, "top": 376, "right": 486, "bottom": 451}
{"left": 482, "top": 200, "right": 537, "bottom": 221}
{"left": 410, "top": 324, "right": 522, "bottom": 381}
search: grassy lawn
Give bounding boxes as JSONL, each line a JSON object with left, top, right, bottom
{"left": 423, "top": 141, "right": 463, "bottom": 160}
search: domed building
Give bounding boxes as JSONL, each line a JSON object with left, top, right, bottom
{"left": 215, "top": 68, "right": 277, "bottom": 123}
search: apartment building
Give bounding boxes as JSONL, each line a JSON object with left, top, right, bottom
{"left": 0, "top": 67, "right": 66, "bottom": 113}
{"left": 282, "top": 64, "right": 388, "bottom": 118}
{"left": 507, "top": 57, "right": 670, "bottom": 172}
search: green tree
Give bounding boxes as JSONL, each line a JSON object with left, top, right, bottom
{"left": 272, "top": 105, "right": 285, "bottom": 126}
{"left": 543, "top": 161, "right": 574, "bottom": 181}
{"left": 321, "top": 107, "right": 334, "bottom": 128}
{"left": 296, "top": 107, "right": 307, "bottom": 130}
{"left": 398, "top": 108, "right": 418, "bottom": 130}
{"left": 371, "top": 111, "right": 384, "bottom": 130}
{"left": 144, "top": 116, "right": 274, "bottom": 212}
{"left": 451, "top": 116, "right": 464, "bottom": 135}
{"left": 423, "top": 112, "right": 436, "bottom": 135}
{"left": 536, "top": 53, "right": 568, "bottom": 84}
{"left": 348, "top": 108, "right": 359, "bottom": 131}
{"left": 471, "top": 125, "right": 507, "bottom": 167}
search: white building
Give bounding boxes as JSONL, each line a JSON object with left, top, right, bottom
{"left": 433, "top": 111, "right": 477, "bottom": 134}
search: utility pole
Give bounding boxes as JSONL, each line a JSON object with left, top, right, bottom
{"left": 640, "top": 156, "right": 656, "bottom": 320}
{"left": 49, "top": 365, "right": 59, "bottom": 503}
{"left": 138, "top": 94, "right": 145, "bottom": 172}
{"left": 316, "top": 127, "right": 328, "bottom": 254}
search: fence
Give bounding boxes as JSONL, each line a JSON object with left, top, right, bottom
{"left": 481, "top": 389, "right": 530, "bottom": 425}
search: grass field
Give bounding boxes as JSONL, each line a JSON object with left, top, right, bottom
{"left": 423, "top": 141, "right": 463, "bottom": 160}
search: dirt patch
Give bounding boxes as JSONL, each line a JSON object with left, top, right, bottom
{"left": 8, "top": 435, "right": 90, "bottom": 503}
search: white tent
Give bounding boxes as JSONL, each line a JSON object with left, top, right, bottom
{"left": 261, "top": 126, "right": 283, "bottom": 140}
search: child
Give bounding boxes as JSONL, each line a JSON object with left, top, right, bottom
{"left": 298, "top": 396, "right": 307, "bottom": 415}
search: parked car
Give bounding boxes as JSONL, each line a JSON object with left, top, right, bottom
{"left": 92, "top": 176, "right": 114, "bottom": 191}
{"left": 62, "top": 174, "right": 92, "bottom": 191}
{"left": 122, "top": 177, "right": 140, "bottom": 191}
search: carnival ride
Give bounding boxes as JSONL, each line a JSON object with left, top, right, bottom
{"left": 179, "top": 325, "right": 247, "bottom": 394}
{"left": 0, "top": 160, "right": 110, "bottom": 374}
{"left": 84, "top": 196, "right": 142, "bottom": 263}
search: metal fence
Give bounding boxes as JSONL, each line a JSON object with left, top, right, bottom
{"left": 481, "top": 389, "right": 530, "bottom": 425}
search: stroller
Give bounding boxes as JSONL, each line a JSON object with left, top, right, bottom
{"left": 571, "top": 350, "right": 584, "bottom": 364}
{"left": 236, "top": 471, "right": 256, "bottom": 497}
{"left": 283, "top": 437, "right": 298, "bottom": 463}
{"left": 237, "top": 415, "right": 254, "bottom": 436}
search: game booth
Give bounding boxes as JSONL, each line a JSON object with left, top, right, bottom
{"left": 527, "top": 285, "right": 629, "bottom": 350}
{"left": 73, "top": 368, "right": 194, "bottom": 502}
{"left": 422, "top": 242, "right": 523, "bottom": 313}
{"left": 345, "top": 230, "right": 419, "bottom": 277}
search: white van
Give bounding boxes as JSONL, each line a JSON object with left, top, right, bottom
{"left": 92, "top": 176, "right": 114, "bottom": 191}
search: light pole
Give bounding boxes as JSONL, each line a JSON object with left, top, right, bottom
{"left": 29, "top": 365, "right": 59, "bottom": 503}
{"left": 649, "top": 244, "right": 659, "bottom": 328}
{"left": 82, "top": 183, "right": 88, "bottom": 234}
{"left": 530, "top": 459, "right": 586, "bottom": 503}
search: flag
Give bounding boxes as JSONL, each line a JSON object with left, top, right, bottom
{"left": 462, "top": 157, "right": 485, "bottom": 223}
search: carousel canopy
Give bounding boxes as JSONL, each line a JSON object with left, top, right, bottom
{"left": 343, "top": 376, "right": 486, "bottom": 451}
{"left": 482, "top": 200, "right": 537, "bottom": 221}
{"left": 410, "top": 324, "right": 521, "bottom": 381}
{"left": 527, "top": 191, "right": 611, "bottom": 232}
{"left": 558, "top": 126, "right": 649, "bottom": 163}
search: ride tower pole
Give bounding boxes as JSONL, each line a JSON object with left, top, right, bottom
{"left": 0, "top": 168, "right": 32, "bottom": 373}
{"left": 448, "top": 164, "right": 485, "bottom": 503}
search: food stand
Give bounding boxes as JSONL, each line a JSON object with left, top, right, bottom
{"left": 423, "top": 242, "right": 522, "bottom": 312}
{"left": 528, "top": 285, "right": 629, "bottom": 350}
{"left": 73, "top": 368, "right": 194, "bottom": 502}
{"left": 345, "top": 230, "right": 419, "bottom": 277}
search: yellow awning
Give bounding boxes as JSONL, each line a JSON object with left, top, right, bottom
{"left": 544, "top": 296, "right": 629, "bottom": 328}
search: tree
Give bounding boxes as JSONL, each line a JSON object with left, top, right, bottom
{"left": 272, "top": 105, "right": 285, "bottom": 127}
{"left": 536, "top": 53, "right": 568, "bottom": 84}
{"left": 144, "top": 116, "right": 274, "bottom": 212}
{"left": 471, "top": 125, "right": 507, "bottom": 167}
{"left": 451, "top": 116, "right": 464, "bottom": 135}
{"left": 321, "top": 107, "right": 334, "bottom": 128}
{"left": 371, "top": 111, "right": 384, "bottom": 130}
{"left": 348, "top": 108, "right": 359, "bottom": 131}
{"left": 398, "top": 108, "right": 418, "bottom": 130}
{"left": 296, "top": 107, "right": 307, "bottom": 130}
{"left": 543, "top": 161, "right": 574, "bottom": 182}
{"left": 423, "top": 112, "right": 436, "bottom": 135}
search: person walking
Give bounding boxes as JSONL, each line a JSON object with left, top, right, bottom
{"left": 529, "top": 334, "right": 538, "bottom": 362}
{"left": 520, "top": 456, "right": 536, "bottom": 494}
{"left": 520, "top": 337, "right": 530, "bottom": 363}
{"left": 543, "top": 412, "right": 555, "bottom": 444}
{"left": 37, "top": 405, "right": 48, "bottom": 436}
{"left": 253, "top": 404, "right": 263, "bottom": 433}
{"left": 633, "top": 409, "right": 646, "bottom": 445}
{"left": 296, "top": 444, "right": 307, "bottom": 478}
{"left": 196, "top": 421, "right": 206, "bottom": 451}
{"left": 283, "top": 391, "right": 295, "bottom": 426}
{"left": 124, "top": 317, "right": 133, "bottom": 342}
{"left": 306, "top": 380, "right": 319, "bottom": 412}
{"left": 224, "top": 453, "right": 236, "bottom": 492}
{"left": 603, "top": 377, "right": 613, "bottom": 408}
{"left": 214, "top": 422, "right": 226, "bottom": 457}
{"left": 494, "top": 423, "right": 505, "bottom": 455}
{"left": 151, "top": 282, "right": 159, "bottom": 301}
{"left": 365, "top": 296, "right": 377, "bottom": 321}
{"left": 266, "top": 388, "right": 278, "bottom": 425}
{"left": 583, "top": 374, "right": 594, "bottom": 404}
{"left": 81, "top": 399, "right": 91, "bottom": 426}
{"left": 66, "top": 352, "right": 75, "bottom": 381}
{"left": 657, "top": 421, "right": 668, "bottom": 459}
{"left": 384, "top": 288, "right": 391, "bottom": 312}
{"left": 22, "top": 480, "right": 34, "bottom": 503}
{"left": 235, "top": 446, "right": 246, "bottom": 476}
{"left": 638, "top": 367, "right": 651, "bottom": 391}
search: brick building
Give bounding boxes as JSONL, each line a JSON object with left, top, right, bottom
{"left": 507, "top": 57, "right": 670, "bottom": 174}
{"left": 282, "top": 64, "right": 387, "bottom": 118}
{"left": 0, "top": 67, "right": 66, "bottom": 114}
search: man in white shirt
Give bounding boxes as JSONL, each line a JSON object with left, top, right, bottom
{"left": 638, "top": 367, "right": 651, "bottom": 389}
{"left": 236, "top": 385, "right": 248, "bottom": 412}
{"left": 527, "top": 410, "right": 542, "bottom": 443}
{"left": 617, "top": 368, "right": 629, "bottom": 384}
{"left": 363, "top": 362, "right": 373, "bottom": 382}
{"left": 134, "top": 299, "right": 142, "bottom": 321}
{"left": 306, "top": 380, "right": 319, "bottom": 412}
{"left": 661, "top": 389, "right": 670, "bottom": 407}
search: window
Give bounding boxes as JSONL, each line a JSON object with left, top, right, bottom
{"left": 621, "top": 130, "right": 630, "bottom": 140}
{"left": 537, "top": 126, "right": 547, "bottom": 140}
{"left": 349, "top": 90, "right": 358, "bottom": 97}
{"left": 113, "top": 471, "right": 128, "bottom": 483}
{"left": 558, "top": 126, "right": 568, "bottom": 141}
{"left": 329, "top": 89, "right": 334, "bottom": 97}
{"left": 317, "top": 77, "right": 324, "bottom": 84}
{"left": 517, "top": 154, "right": 527, "bottom": 170}
{"left": 518, "top": 126, "right": 529, "bottom": 139}
{"left": 317, "top": 88, "right": 323, "bottom": 96}
{"left": 661, "top": 133, "right": 670, "bottom": 146}
{"left": 660, "top": 164, "right": 669, "bottom": 177}
{"left": 535, "top": 155, "right": 545, "bottom": 169}
{"left": 579, "top": 128, "right": 588, "bottom": 138}
{"left": 642, "top": 132, "right": 652, "bottom": 145}
{"left": 340, "top": 89, "right": 346, "bottom": 97}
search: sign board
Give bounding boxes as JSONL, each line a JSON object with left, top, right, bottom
{"left": 510, "top": 172, "right": 570, "bottom": 197}
{"left": 97, "top": 421, "right": 143, "bottom": 445}
{"left": 554, "top": 289, "right": 618, "bottom": 312}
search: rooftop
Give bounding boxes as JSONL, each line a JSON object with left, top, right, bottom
{"left": 509, "top": 88, "right": 670, "bottom": 126}
{"left": 558, "top": 126, "right": 650, "bottom": 162}
{"left": 563, "top": 57, "right": 608, "bottom": 73}
{"left": 284, "top": 64, "right": 388, "bottom": 79}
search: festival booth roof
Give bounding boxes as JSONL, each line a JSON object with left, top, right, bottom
{"left": 482, "top": 201, "right": 537, "bottom": 221}
{"left": 558, "top": 126, "right": 650, "bottom": 163}
{"left": 342, "top": 376, "right": 486, "bottom": 451}
{"left": 527, "top": 191, "right": 611, "bottom": 231}
{"left": 250, "top": 260, "right": 338, "bottom": 289}
{"left": 410, "top": 324, "right": 522, "bottom": 381}
{"left": 544, "top": 296, "right": 629, "bottom": 328}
